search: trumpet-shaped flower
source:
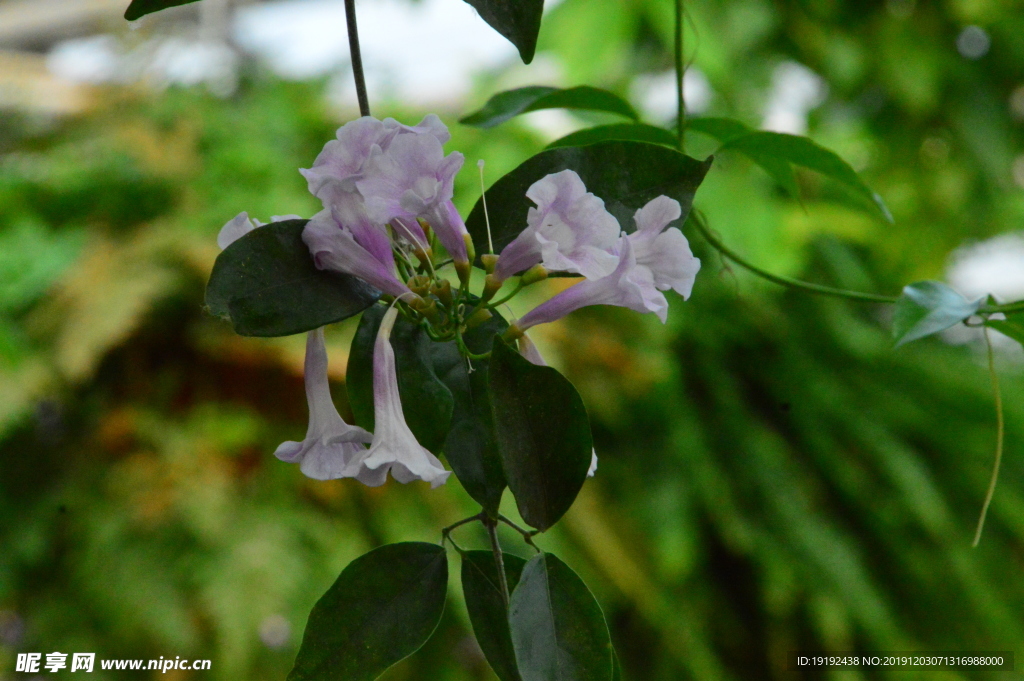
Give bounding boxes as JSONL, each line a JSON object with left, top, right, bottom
{"left": 494, "top": 170, "right": 620, "bottom": 281}
{"left": 217, "top": 212, "right": 302, "bottom": 250}
{"left": 344, "top": 306, "right": 450, "bottom": 488}
{"left": 303, "top": 209, "right": 411, "bottom": 298}
{"left": 626, "top": 196, "right": 700, "bottom": 300}
{"left": 274, "top": 328, "right": 373, "bottom": 480}
{"left": 357, "top": 132, "right": 468, "bottom": 262}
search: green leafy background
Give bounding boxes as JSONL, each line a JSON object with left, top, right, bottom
{"left": 2, "top": 0, "right": 1024, "bottom": 679}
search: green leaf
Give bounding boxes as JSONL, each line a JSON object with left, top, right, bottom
{"left": 288, "top": 542, "right": 448, "bottom": 681}
{"left": 546, "top": 123, "right": 679, "bottom": 150}
{"left": 206, "top": 220, "right": 381, "bottom": 337}
{"left": 461, "top": 0, "right": 544, "bottom": 64}
{"left": 124, "top": 0, "right": 200, "bottom": 20}
{"left": 466, "top": 141, "right": 712, "bottom": 261}
{"left": 984, "top": 318, "right": 1024, "bottom": 346}
{"left": 612, "top": 648, "right": 622, "bottom": 681}
{"left": 461, "top": 86, "right": 638, "bottom": 129}
{"left": 508, "top": 553, "right": 613, "bottom": 681}
{"left": 684, "top": 116, "right": 753, "bottom": 144}
{"left": 892, "top": 281, "right": 983, "bottom": 346}
{"left": 461, "top": 550, "right": 527, "bottom": 681}
{"left": 347, "top": 305, "right": 454, "bottom": 453}
{"left": 488, "top": 337, "right": 593, "bottom": 531}
{"left": 719, "top": 131, "right": 893, "bottom": 222}
{"left": 432, "top": 311, "right": 510, "bottom": 514}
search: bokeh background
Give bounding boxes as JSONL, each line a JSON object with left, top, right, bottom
{"left": 2, "top": 0, "right": 1024, "bottom": 679}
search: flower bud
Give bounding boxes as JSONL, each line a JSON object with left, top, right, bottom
{"left": 520, "top": 264, "right": 548, "bottom": 285}
{"left": 480, "top": 254, "right": 499, "bottom": 274}
{"left": 464, "top": 307, "right": 493, "bottom": 330}
{"left": 430, "top": 279, "right": 453, "bottom": 308}
{"left": 407, "top": 275, "right": 432, "bottom": 296}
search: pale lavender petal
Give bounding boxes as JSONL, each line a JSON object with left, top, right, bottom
{"left": 270, "top": 214, "right": 304, "bottom": 223}
{"left": 428, "top": 200, "right": 469, "bottom": 262}
{"left": 391, "top": 217, "right": 430, "bottom": 252}
{"left": 303, "top": 210, "right": 409, "bottom": 297}
{"left": 218, "top": 212, "right": 256, "bottom": 250}
{"left": 516, "top": 237, "right": 658, "bottom": 329}
{"left": 354, "top": 306, "right": 450, "bottom": 488}
{"left": 494, "top": 170, "right": 619, "bottom": 280}
{"left": 384, "top": 113, "right": 451, "bottom": 144}
{"left": 627, "top": 196, "right": 700, "bottom": 299}
{"left": 273, "top": 328, "right": 373, "bottom": 480}
{"left": 301, "top": 116, "right": 389, "bottom": 198}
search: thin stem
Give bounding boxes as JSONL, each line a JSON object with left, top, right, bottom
{"left": 691, "top": 213, "right": 899, "bottom": 304}
{"left": 484, "top": 518, "right": 511, "bottom": 607}
{"left": 982, "top": 300, "right": 1024, "bottom": 315}
{"left": 486, "top": 281, "right": 526, "bottom": 309}
{"left": 675, "top": 0, "right": 685, "bottom": 151}
{"left": 973, "top": 327, "right": 1005, "bottom": 547}
{"left": 344, "top": 0, "right": 370, "bottom": 117}
{"left": 498, "top": 515, "right": 541, "bottom": 552}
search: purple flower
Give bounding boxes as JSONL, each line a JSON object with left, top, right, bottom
{"left": 493, "top": 170, "right": 620, "bottom": 281}
{"left": 357, "top": 132, "right": 468, "bottom": 263}
{"left": 626, "top": 196, "right": 700, "bottom": 300}
{"left": 344, "top": 306, "right": 450, "bottom": 488}
{"left": 217, "top": 212, "right": 302, "bottom": 250}
{"left": 303, "top": 209, "right": 411, "bottom": 298}
{"left": 274, "top": 328, "right": 373, "bottom": 480}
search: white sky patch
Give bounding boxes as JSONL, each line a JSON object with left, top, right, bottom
{"left": 631, "top": 68, "right": 712, "bottom": 124}
{"left": 761, "top": 61, "right": 826, "bottom": 135}
{"left": 234, "top": 0, "right": 519, "bottom": 104}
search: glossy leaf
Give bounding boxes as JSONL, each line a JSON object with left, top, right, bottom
{"left": 488, "top": 337, "right": 592, "bottom": 531}
{"left": 892, "top": 281, "right": 983, "bottom": 346}
{"left": 125, "top": 0, "right": 200, "bottom": 20}
{"left": 461, "top": 86, "right": 638, "bottom": 129}
{"left": 288, "top": 542, "right": 448, "bottom": 681}
{"left": 206, "top": 220, "right": 380, "bottom": 337}
{"left": 719, "top": 131, "right": 892, "bottom": 222}
{"left": 984, "top": 318, "right": 1024, "bottom": 346}
{"left": 508, "top": 553, "right": 613, "bottom": 681}
{"left": 466, "top": 141, "right": 712, "bottom": 260}
{"left": 431, "top": 310, "right": 509, "bottom": 514}
{"left": 347, "top": 305, "right": 454, "bottom": 453}
{"left": 461, "top": 0, "right": 544, "bottom": 64}
{"left": 546, "top": 123, "right": 678, "bottom": 150}
{"left": 461, "top": 550, "right": 527, "bottom": 681}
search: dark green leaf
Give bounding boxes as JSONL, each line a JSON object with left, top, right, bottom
{"left": 546, "top": 123, "right": 678, "bottom": 150}
{"left": 466, "top": 141, "right": 712, "bottom": 261}
{"left": 461, "top": 0, "right": 544, "bottom": 64}
{"left": 684, "top": 116, "right": 753, "bottom": 144}
{"left": 461, "top": 86, "right": 637, "bottom": 129}
{"left": 125, "top": 0, "right": 200, "bottom": 20}
{"left": 206, "top": 220, "right": 380, "bottom": 337}
{"left": 488, "top": 337, "right": 592, "bottom": 531}
{"left": 719, "top": 131, "right": 892, "bottom": 222}
{"left": 288, "top": 542, "right": 448, "bottom": 681}
{"left": 892, "top": 281, "right": 983, "bottom": 346}
{"left": 508, "top": 553, "right": 613, "bottom": 681}
{"left": 984, "top": 318, "right": 1024, "bottom": 346}
{"left": 461, "top": 550, "right": 527, "bottom": 681}
{"left": 612, "top": 648, "right": 622, "bottom": 681}
{"left": 347, "top": 305, "right": 453, "bottom": 453}
{"left": 432, "top": 310, "right": 509, "bottom": 514}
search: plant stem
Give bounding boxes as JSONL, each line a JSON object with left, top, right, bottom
{"left": 973, "top": 327, "right": 1005, "bottom": 547}
{"left": 982, "top": 300, "right": 1024, "bottom": 315}
{"left": 691, "top": 213, "right": 899, "bottom": 304}
{"left": 675, "top": 0, "right": 685, "bottom": 151}
{"left": 498, "top": 515, "right": 541, "bottom": 552}
{"left": 484, "top": 518, "right": 510, "bottom": 607}
{"left": 344, "top": 0, "right": 370, "bottom": 116}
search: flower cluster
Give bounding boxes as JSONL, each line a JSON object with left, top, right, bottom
{"left": 219, "top": 114, "right": 699, "bottom": 488}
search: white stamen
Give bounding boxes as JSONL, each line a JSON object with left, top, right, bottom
{"left": 478, "top": 159, "right": 494, "bottom": 254}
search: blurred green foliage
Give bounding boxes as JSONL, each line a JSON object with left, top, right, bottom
{"left": 2, "top": 0, "right": 1024, "bottom": 679}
